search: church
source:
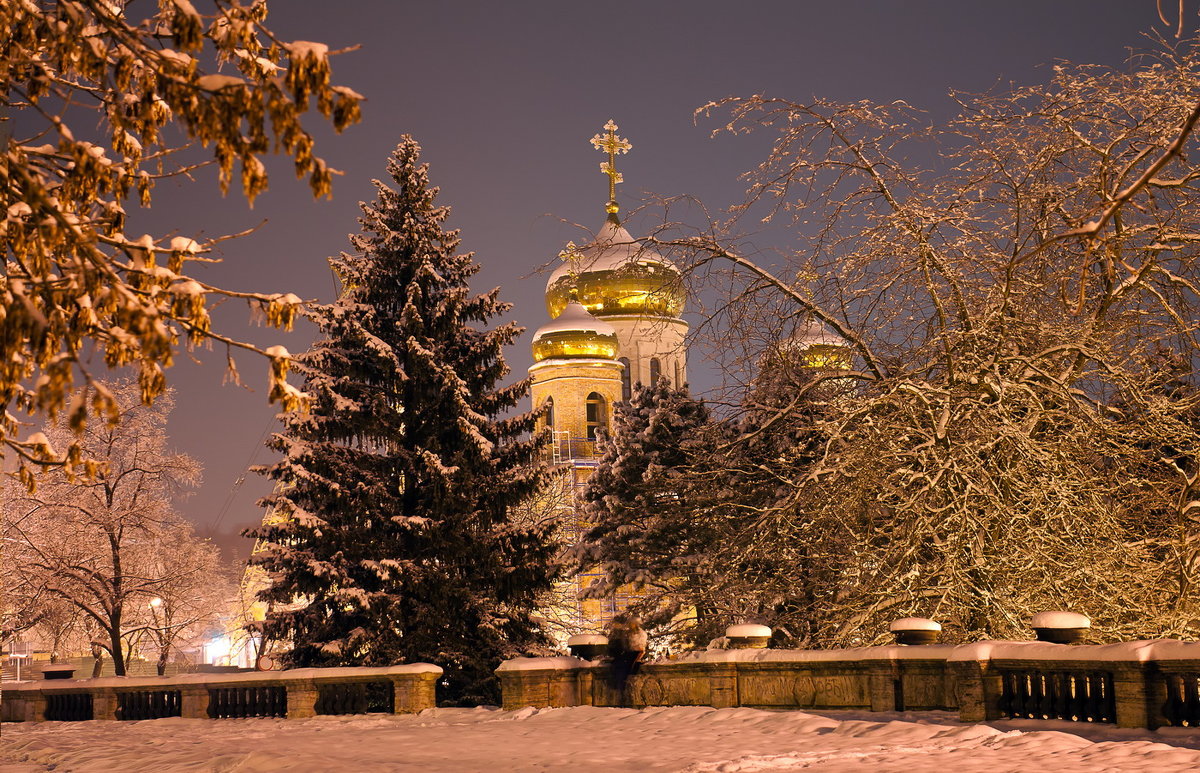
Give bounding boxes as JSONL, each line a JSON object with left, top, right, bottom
{"left": 526, "top": 121, "right": 690, "bottom": 633}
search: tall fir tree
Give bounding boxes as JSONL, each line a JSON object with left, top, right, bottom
{"left": 247, "top": 138, "right": 558, "bottom": 705}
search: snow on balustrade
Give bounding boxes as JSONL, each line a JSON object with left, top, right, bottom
{"left": 1, "top": 664, "right": 442, "bottom": 723}
{"left": 495, "top": 640, "right": 1200, "bottom": 730}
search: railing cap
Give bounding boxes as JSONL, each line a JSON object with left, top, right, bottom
{"left": 567, "top": 634, "right": 608, "bottom": 646}
{"left": 1030, "top": 611, "right": 1091, "bottom": 629}
{"left": 725, "top": 624, "right": 772, "bottom": 638}
{"left": 496, "top": 656, "right": 591, "bottom": 673}
{"left": 0, "top": 663, "right": 443, "bottom": 692}
{"left": 889, "top": 617, "right": 942, "bottom": 632}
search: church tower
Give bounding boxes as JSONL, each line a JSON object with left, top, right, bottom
{"left": 529, "top": 120, "right": 689, "bottom": 631}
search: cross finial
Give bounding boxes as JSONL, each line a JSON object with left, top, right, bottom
{"left": 590, "top": 119, "right": 632, "bottom": 217}
{"left": 559, "top": 241, "right": 585, "bottom": 301}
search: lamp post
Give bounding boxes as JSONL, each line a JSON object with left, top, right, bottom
{"left": 148, "top": 597, "right": 167, "bottom": 675}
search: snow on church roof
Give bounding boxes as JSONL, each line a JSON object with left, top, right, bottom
{"left": 545, "top": 215, "right": 677, "bottom": 291}
{"left": 532, "top": 301, "right": 618, "bottom": 338}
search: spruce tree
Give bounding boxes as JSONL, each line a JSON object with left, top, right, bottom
{"left": 247, "top": 138, "right": 558, "bottom": 705}
{"left": 573, "top": 379, "right": 713, "bottom": 637}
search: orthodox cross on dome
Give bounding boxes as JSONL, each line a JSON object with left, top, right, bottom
{"left": 590, "top": 119, "right": 632, "bottom": 216}
{"left": 559, "top": 240, "right": 585, "bottom": 300}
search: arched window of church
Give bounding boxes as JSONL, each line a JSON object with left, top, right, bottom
{"left": 618, "top": 358, "right": 631, "bottom": 401}
{"left": 675, "top": 360, "right": 683, "bottom": 388}
{"left": 585, "top": 392, "right": 606, "bottom": 440}
{"left": 544, "top": 396, "right": 555, "bottom": 428}
{"left": 650, "top": 357, "right": 662, "bottom": 385}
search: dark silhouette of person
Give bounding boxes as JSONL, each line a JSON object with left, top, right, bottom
{"left": 606, "top": 614, "right": 647, "bottom": 705}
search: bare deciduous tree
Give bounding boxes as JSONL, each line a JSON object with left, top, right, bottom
{"left": 642, "top": 42, "right": 1200, "bottom": 644}
{"left": 2, "top": 382, "right": 230, "bottom": 674}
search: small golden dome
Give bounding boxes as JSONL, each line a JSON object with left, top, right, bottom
{"left": 531, "top": 301, "right": 620, "bottom": 362}
{"left": 774, "top": 319, "right": 851, "bottom": 370}
{"left": 546, "top": 216, "right": 684, "bottom": 320}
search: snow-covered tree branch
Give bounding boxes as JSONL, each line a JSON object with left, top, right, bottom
{"left": 1, "top": 0, "right": 363, "bottom": 479}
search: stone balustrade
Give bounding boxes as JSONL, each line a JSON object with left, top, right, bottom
{"left": 1, "top": 663, "right": 441, "bottom": 723}
{"left": 497, "top": 640, "right": 1200, "bottom": 730}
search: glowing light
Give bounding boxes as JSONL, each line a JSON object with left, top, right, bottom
{"left": 205, "top": 635, "right": 232, "bottom": 664}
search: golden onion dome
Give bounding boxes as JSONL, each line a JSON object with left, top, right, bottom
{"left": 776, "top": 319, "right": 851, "bottom": 370}
{"left": 531, "top": 301, "right": 620, "bottom": 362}
{"left": 546, "top": 215, "right": 684, "bottom": 319}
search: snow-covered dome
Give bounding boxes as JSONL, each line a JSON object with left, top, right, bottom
{"left": 791, "top": 319, "right": 845, "bottom": 350}
{"left": 545, "top": 214, "right": 684, "bottom": 320}
{"left": 771, "top": 318, "right": 851, "bottom": 370}
{"left": 531, "top": 301, "right": 620, "bottom": 362}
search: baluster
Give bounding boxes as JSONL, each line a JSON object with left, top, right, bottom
{"left": 1028, "top": 672, "right": 1043, "bottom": 719}
{"left": 998, "top": 673, "right": 1013, "bottom": 717}
{"left": 1061, "top": 673, "right": 1075, "bottom": 721}
{"left": 1184, "top": 674, "right": 1200, "bottom": 727}
{"left": 1101, "top": 673, "right": 1115, "bottom": 723}
{"left": 1082, "top": 674, "right": 1097, "bottom": 722}
{"left": 1054, "top": 672, "right": 1070, "bottom": 720}
{"left": 1042, "top": 672, "right": 1056, "bottom": 719}
{"left": 1013, "top": 671, "right": 1029, "bottom": 718}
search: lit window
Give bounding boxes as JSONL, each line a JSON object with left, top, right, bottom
{"left": 618, "top": 358, "right": 631, "bottom": 401}
{"left": 650, "top": 358, "right": 661, "bottom": 385}
{"left": 585, "top": 392, "right": 606, "bottom": 439}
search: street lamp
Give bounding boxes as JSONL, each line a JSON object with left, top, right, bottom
{"left": 148, "top": 597, "right": 165, "bottom": 674}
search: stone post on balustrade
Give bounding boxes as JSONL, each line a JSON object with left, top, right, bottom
{"left": 283, "top": 677, "right": 319, "bottom": 719}
{"left": 91, "top": 687, "right": 117, "bottom": 720}
{"left": 889, "top": 618, "right": 941, "bottom": 646}
{"left": 180, "top": 684, "right": 210, "bottom": 718}
{"left": 724, "top": 624, "right": 772, "bottom": 649}
{"left": 949, "top": 645, "right": 1003, "bottom": 723}
{"left": 567, "top": 634, "right": 608, "bottom": 660}
{"left": 1030, "top": 611, "right": 1090, "bottom": 644}
{"left": 392, "top": 667, "right": 441, "bottom": 713}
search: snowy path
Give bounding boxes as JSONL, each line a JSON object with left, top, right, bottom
{"left": 3, "top": 705, "right": 1199, "bottom": 772}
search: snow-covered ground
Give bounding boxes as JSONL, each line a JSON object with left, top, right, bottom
{"left": 3, "top": 705, "right": 1199, "bottom": 772}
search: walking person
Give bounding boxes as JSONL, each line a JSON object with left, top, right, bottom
{"left": 606, "top": 614, "right": 647, "bottom": 705}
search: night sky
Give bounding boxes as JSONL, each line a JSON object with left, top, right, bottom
{"left": 129, "top": 1, "right": 1167, "bottom": 559}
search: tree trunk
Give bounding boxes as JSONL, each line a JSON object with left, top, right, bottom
{"left": 108, "top": 615, "right": 126, "bottom": 676}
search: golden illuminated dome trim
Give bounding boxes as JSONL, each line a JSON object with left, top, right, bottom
{"left": 532, "top": 301, "right": 620, "bottom": 362}
{"left": 545, "top": 216, "right": 684, "bottom": 319}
